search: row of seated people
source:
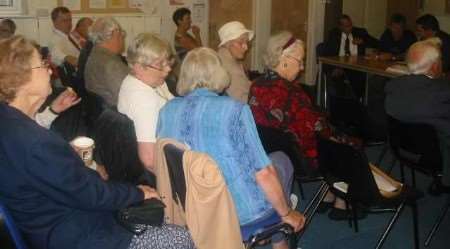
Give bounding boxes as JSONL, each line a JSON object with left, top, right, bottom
{"left": 0, "top": 30, "right": 308, "bottom": 249}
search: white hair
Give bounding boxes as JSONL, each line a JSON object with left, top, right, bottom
{"left": 127, "top": 33, "right": 171, "bottom": 67}
{"left": 177, "top": 47, "right": 230, "bottom": 96}
{"left": 89, "top": 17, "right": 122, "bottom": 44}
{"left": 407, "top": 38, "right": 441, "bottom": 75}
{"left": 264, "top": 31, "right": 304, "bottom": 70}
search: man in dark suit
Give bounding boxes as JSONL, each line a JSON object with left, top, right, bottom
{"left": 379, "top": 13, "right": 417, "bottom": 59}
{"left": 385, "top": 40, "right": 450, "bottom": 193}
{"left": 416, "top": 14, "right": 450, "bottom": 75}
{"left": 323, "top": 14, "right": 379, "bottom": 100}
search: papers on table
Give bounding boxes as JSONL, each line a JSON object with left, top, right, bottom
{"left": 386, "top": 63, "right": 410, "bottom": 75}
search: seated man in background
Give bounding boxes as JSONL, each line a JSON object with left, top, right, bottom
{"left": 379, "top": 13, "right": 417, "bottom": 60}
{"left": 49, "top": 7, "right": 80, "bottom": 67}
{"left": 385, "top": 39, "right": 450, "bottom": 194}
{"left": 85, "top": 17, "right": 128, "bottom": 107}
{"left": 0, "top": 18, "right": 16, "bottom": 39}
{"left": 416, "top": 14, "right": 450, "bottom": 74}
{"left": 71, "top": 17, "right": 93, "bottom": 49}
{"left": 323, "top": 14, "right": 379, "bottom": 99}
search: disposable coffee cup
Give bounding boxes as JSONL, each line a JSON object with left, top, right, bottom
{"left": 71, "top": 136, "right": 95, "bottom": 166}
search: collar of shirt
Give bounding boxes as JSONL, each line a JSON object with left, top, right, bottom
{"left": 189, "top": 88, "right": 219, "bottom": 97}
{"left": 53, "top": 28, "right": 68, "bottom": 38}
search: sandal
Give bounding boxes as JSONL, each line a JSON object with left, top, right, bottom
{"left": 328, "top": 207, "right": 367, "bottom": 221}
{"left": 317, "top": 201, "right": 333, "bottom": 213}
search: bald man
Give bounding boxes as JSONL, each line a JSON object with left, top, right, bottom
{"left": 385, "top": 39, "right": 450, "bottom": 194}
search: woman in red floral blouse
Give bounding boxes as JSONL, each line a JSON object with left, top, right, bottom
{"left": 249, "top": 31, "right": 334, "bottom": 168}
{"left": 249, "top": 31, "right": 365, "bottom": 220}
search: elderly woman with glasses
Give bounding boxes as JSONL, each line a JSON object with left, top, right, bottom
{"left": 157, "top": 47, "right": 305, "bottom": 249}
{"left": 0, "top": 35, "right": 194, "bottom": 249}
{"left": 118, "top": 33, "right": 174, "bottom": 173}
{"left": 249, "top": 31, "right": 363, "bottom": 220}
{"left": 217, "top": 21, "right": 254, "bottom": 104}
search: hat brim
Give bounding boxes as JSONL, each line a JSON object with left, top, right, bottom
{"left": 219, "top": 30, "right": 254, "bottom": 47}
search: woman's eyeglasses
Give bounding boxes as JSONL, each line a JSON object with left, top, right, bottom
{"left": 145, "top": 58, "right": 176, "bottom": 72}
{"left": 31, "top": 60, "right": 50, "bottom": 70}
{"left": 285, "top": 55, "right": 304, "bottom": 68}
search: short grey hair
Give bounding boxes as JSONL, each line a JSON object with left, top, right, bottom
{"left": 89, "top": 17, "right": 122, "bottom": 44}
{"left": 407, "top": 38, "right": 441, "bottom": 75}
{"left": 264, "top": 31, "right": 304, "bottom": 70}
{"left": 127, "top": 33, "right": 172, "bottom": 67}
{"left": 177, "top": 47, "right": 230, "bottom": 96}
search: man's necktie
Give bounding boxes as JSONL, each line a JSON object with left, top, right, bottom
{"left": 344, "top": 35, "right": 350, "bottom": 56}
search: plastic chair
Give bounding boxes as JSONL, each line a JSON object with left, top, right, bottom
{"left": 0, "top": 202, "right": 29, "bottom": 249}
{"left": 387, "top": 115, "right": 447, "bottom": 247}
{"left": 162, "top": 143, "right": 298, "bottom": 249}
{"left": 94, "top": 108, "right": 155, "bottom": 186}
{"left": 317, "top": 137, "right": 419, "bottom": 249}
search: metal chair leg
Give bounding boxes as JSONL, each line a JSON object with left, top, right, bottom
{"left": 374, "top": 201, "right": 405, "bottom": 249}
{"left": 411, "top": 199, "right": 420, "bottom": 249}
{"left": 424, "top": 196, "right": 450, "bottom": 247}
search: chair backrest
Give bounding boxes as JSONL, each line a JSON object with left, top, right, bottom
{"left": 256, "top": 125, "right": 311, "bottom": 176}
{"left": 317, "top": 137, "right": 380, "bottom": 205}
{"left": 328, "top": 95, "right": 365, "bottom": 137}
{"left": 94, "top": 108, "right": 154, "bottom": 185}
{"left": 0, "top": 202, "right": 29, "bottom": 249}
{"left": 163, "top": 144, "right": 187, "bottom": 211}
{"left": 387, "top": 115, "right": 443, "bottom": 175}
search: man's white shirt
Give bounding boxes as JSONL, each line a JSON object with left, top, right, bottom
{"left": 48, "top": 28, "right": 80, "bottom": 66}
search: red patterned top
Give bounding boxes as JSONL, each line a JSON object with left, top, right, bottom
{"left": 249, "top": 71, "right": 333, "bottom": 167}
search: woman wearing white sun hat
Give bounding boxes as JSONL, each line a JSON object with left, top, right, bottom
{"left": 217, "top": 21, "right": 254, "bottom": 104}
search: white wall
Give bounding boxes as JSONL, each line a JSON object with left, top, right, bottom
{"left": 422, "top": 0, "right": 450, "bottom": 33}
{"left": 343, "top": 0, "right": 387, "bottom": 37}
{"left": 1, "top": 0, "right": 181, "bottom": 48}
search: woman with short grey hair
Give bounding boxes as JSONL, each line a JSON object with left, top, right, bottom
{"left": 118, "top": 33, "right": 174, "bottom": 174}
{"left": 176, "top": 47, "right": 229, "bottom": 95}
{"left": 249, "top": 31, "right": 362, "bottom": 221}
{"left": 157, "top": 47, "right": 305, "bottom": 249}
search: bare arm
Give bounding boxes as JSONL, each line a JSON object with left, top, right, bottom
{"left": 138, "top": 142, "right": 156, "bottom": 172}
{"left": 256, "top": 165, "right": 305, "bottom": 232}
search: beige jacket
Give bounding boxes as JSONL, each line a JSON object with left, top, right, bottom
{"left": 155, "top": 139, "right": 244, "bottom": 249}
{"left": 218, "top": 47, "right": 252, "bottom": 104}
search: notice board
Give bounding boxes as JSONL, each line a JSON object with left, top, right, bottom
{"left": 57, "top": 0, "right": 142, "bottom": 14}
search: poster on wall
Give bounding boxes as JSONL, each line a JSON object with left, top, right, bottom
{"left": 62, "top": 0, "right": 81, "bottom": 11}
{"left": 129, "top": 0, "right": 144, "bottom": 8}
{"left": 90, "top": 0, "right": 107, "bottom": 9}
{"left": 109, "top": 0, "right": 127, "bottom": 8}
{"left": 170, "top": 0, "right": 185, "bottom": 6}
{"left": 192, "top": 3, "right": 205, "bottom": 24}
{"left": 0, "top": 0, "right": 12, "bottom": 7}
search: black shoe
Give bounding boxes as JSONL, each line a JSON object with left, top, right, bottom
{"left": 317, "top": 201, "right": 333, "bottom": 213}
{"left": 328, "top": 207, "right": 367, "bottom": 221}
{"left": 428, "top": 181, "right": 450, "bottom": 196}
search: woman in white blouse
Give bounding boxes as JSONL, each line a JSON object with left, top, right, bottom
{"left": 118, "top": 33, "right": 174, "bottom": 172}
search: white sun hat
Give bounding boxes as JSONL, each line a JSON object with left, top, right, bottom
{"left": 218, "top": 21, "right": 254, "bottom": 47}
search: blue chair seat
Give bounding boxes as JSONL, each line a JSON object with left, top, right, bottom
{"left": 240, "top": 211, "right": 283, "bottom": 242}
{"left": 0, "top": 202, "right": 29, "bottom": 249}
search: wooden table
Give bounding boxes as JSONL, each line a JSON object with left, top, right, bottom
{"left": 316, "top": 56, "right": 407, "bottom": 107}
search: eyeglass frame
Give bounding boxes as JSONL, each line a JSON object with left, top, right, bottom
{"left": 31, "top": 60, "right": 50, "bottom": 70}
{"left": 284, "top": 54, "right": 304, "bottom": 68}
{"left": 143, "top": 58, "right": 176, "bottom": 72}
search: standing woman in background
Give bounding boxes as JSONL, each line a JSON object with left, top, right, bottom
{"left": 172, "top": 7, "right": 202, "bottom": 61}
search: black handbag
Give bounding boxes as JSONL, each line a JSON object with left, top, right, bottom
{"left": 116, "top": 198, "right": 166, "bottom": 235}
